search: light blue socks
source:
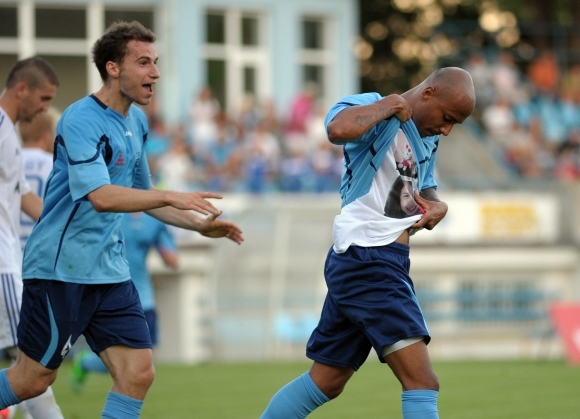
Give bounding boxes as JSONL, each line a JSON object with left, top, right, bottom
{"left": 0, "top": 369, "right": 20, "bottom": 409}
{"left": 260, "top": 372, "right": 329, "bottom": 419}
{"left": 402, "top": 389, "right": 439, "bottom": 419}
{"left": 101, "top": 392, "right": 143, "bottom": 419}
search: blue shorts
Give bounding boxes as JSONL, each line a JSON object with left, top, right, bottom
{"left": 18, "top": 279, "right": 152, "bottom": 369}
{"left": 306, "top": 243, "right": 430, "bottom": 370}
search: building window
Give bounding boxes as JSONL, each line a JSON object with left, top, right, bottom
{"left": 206, "top": 13, "right": 225, "bottom": 44}
{"left": 203, "top": 9, "right": 268, "bottom": 110}
{"left": 36, "top": 7, "right": 86, "bottom": 39}
{"left": 241, "top": 16, "right": 259, "bottom": 46}
{"left": 105, "top": 9, "right": 155, "bottom": 31}
{"left": 299, "top": 16, "right": 332, "bottom": 99}
{"left": 207, "top": 59, "right": 226, "bottom": 110}
{"left": 243, "top": 66, "right": 256, "bottom": 95}
{"left": 302, "top": 19, "right": 323, "bottom": 50}
{"left": 0, "top": 7, "right": 17, "bottom": 37}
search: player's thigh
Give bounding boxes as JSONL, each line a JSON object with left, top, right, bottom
{"left": 383, "top": 340, "right": 439, "bottom": 391}
{"left": 99, "top": 344, "right": 153, "bottom": 380}
{"left": 83, "top": 280, "right": 152, "bottom": 355}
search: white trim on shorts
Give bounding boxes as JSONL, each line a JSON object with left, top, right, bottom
{"left": 0, "top": 272, "right": 23, "bottom": 349}
{"left": 381, "top": 336, "right": 423, "bottom": 358}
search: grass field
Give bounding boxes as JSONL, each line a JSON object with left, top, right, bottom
{"left": 14, "top": 359, "right": 579, "bottom": 419}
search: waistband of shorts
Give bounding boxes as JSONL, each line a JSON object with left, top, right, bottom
{"left": 382, "top": 241, "right": 410, "bottom": 256}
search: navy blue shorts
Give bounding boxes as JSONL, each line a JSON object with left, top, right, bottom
{"left": 18, "top": 279, "right": 152, "bottom": 369}
{"left": 306, "top": 243, "right": 430, "bottom": 370}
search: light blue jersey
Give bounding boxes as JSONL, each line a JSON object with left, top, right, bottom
{"left": 324, "top": 93, "right": 439, "bottom": 208}
{"left": 122, "top": 213, "right": 176, "bottom": 310}
{"left": 23, "top": 95, "right": 151, "bottom": 284}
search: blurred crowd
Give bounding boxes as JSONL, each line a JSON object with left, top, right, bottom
{"left": 146, "top": 49, "right": 580, "bottom": 194}
{"left": 465, "top": 50, "right": 580, "bottom": 181}
{"left": 145, "top": 84, "right": 343, "bottom": 194}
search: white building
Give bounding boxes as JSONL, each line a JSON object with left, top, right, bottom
{"left": 0, "top": 0, "right": 358, "bottom": 125}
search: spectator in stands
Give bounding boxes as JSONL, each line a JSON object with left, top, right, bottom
{"left": 528, "top": 51, "right": 560, "bottom": 95}
{"left": 464, "top": 51, "right": 494, "bottom": 114}
{"left": 491, "top": 51, "right": 521, "bottom": 104}
{"left": 481, "top": 96, "right": 514, "bottom": 140}
{"left": 156, "top": 126, "right": 201, "bottom": 191}
{"left": 188, "top": 85, "right": 220, "bottom": 156}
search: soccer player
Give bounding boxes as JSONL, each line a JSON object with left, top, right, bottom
{"left": 0, "top": 21, "right": 243, "bottom": 419}
{"left": 259, "top": 67, "right": 475, "bottom": 419}
{"left": 19, "top": 108, "right": 60, "bottom": 249}
{"left": 0, "top": 57, "right": 63, "bottom": 419}
{"left": 70, "top": 211, "right": 179, "bottom": 392}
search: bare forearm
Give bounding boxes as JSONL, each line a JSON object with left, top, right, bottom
{"left": 21, "top": 192, "right": 43, "bottom": 221}
{"left": 419, "top": 187, "right": 440, "bottom": 202}
{"left": 146, "top": 206, "right": 203, "bottom": 231}
{"left": 327, "top": 94, "right": 411, "bottom": 142}
{"left": 88, "top": 185, "right": 172, "bottom": 213}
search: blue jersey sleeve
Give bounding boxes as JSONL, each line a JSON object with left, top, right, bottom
{"left": 58, "top": 109, "right": 111, "bottom": 202}
{"left": 421, "top": 139, "right": 438, "bottom": 191}
{"left": 324, "top": 92, "right": 384, "bottom": 145}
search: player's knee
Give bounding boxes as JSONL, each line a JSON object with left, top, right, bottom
{"left": 24, "top": 374, "right": 55, "bottom": 399}
{"left": 319, "top": 377, "right": 349, "bottom": 400}
{"left": 123, "top": 361, "right": 155, "bottom": 389}
{"left": 401, "top": 372, "right": 439, "bottom": 392}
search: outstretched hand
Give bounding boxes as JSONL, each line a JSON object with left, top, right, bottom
{"left": 410, "top": 190, "right": 448, "bottom": 231}
{"left": 170, "top": 191, "right": 224, "bottom": 215}
{"left": 197, "top": 212, "right": 245, "bottom": 244}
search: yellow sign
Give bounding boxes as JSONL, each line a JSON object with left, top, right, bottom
{"left": 480, "top": 202, "right": 538, "bottom": 239}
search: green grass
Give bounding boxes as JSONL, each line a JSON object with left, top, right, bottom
{"left": 14, "top": 359, "right": 580, "bottom": 419}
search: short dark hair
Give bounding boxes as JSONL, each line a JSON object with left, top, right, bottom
{"left": 5, "top": 56, "right": 59, "bottom": 89}
{"left": 92, "top": 21, "right": 156, "bottom": 82}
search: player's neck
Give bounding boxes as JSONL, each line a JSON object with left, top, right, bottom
{"left": 0, "top": 90, "right": 18, "bottom": 123}
{"left": 94, "top": 83, "right": 132, "bottom": 117}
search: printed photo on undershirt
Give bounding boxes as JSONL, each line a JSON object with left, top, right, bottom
{"left": 384, "top": 132, "right": 422, "bottom": 219}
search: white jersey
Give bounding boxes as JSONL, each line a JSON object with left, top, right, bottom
{"left": 20, "top": 148, "right": 53, "bottom": 248}
{"left": 0, "top": 106, "right": 31, "bottom": 274}
{"left": 333, "top": 129, "right": 423, "bottom": 253}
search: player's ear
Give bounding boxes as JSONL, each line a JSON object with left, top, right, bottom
{"left": 421, "top": 86, "right": 435, "bottom": 102}
{"left": 15, "top": 81, "right": 29, "bottom": 99}
{"left": 106, "top": 61, "right": 120, "bottom": 79}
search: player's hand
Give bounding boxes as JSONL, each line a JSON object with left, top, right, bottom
{"left": 197, "top": 212, "right": 245, "bottom": 244}
{"left": 380, "top": 94, "right": 412, "bottom": 123}
{"left": 410, "top": 190, "right": 448, "bottom": 230}
{"left": 169, "top": 191, "right": 223, "bottom": 215}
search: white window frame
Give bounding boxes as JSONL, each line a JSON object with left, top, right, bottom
{"left": 203, "top": 8, "right": 270, "bottom": 112}
{"left": 298, "top": 15, "right": 334, "bottom": 104}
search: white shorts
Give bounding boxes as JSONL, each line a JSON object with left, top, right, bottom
{"left": 0, "top": 273, "right": 23, "bottom": 350}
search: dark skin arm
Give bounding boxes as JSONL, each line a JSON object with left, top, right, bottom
{"left": 326, "top": 94, "right": 413, "bottom": 143}
{"left": 411, "top": 188, "right": 448, "bottom": 231}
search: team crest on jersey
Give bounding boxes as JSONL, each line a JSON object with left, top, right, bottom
{"left": 115, "top": 151, "right": 125, "bottom": 166}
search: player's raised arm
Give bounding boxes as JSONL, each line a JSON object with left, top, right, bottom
{"left": 327, "top": 94, "right": 412, "bottom": 143}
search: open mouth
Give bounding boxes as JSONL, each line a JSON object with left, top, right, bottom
{"left": 143, "top": 84, "right": 154, "bottom": 94}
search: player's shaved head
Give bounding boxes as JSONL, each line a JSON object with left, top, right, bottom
{"left": 423, "top": 67, "right": 475, "bottom": 114}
